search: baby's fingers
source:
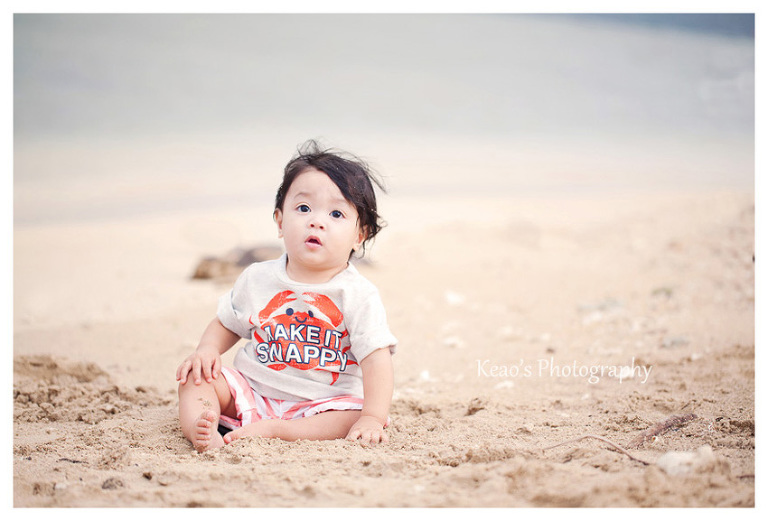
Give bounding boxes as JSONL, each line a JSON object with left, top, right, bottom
{"left": 347, "top": 428, "right": 386, "bottom": 446}
{"left": 201, "top": 359, "right": 214, "bottom": 383}
{"left": 359, "top": 431, "right": 374, "bottom": 446}
{"left": 366, "top": 429, "right": 387, "bottom": 445}
{"left": 192, "top": 358, "right": 203, "bottom": 384}
{"left": 176, "top": 360, "right": 192, "bottom": 383}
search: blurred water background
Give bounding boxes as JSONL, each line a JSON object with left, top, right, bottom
{"left": 13, "top": 13, "right": 754, "bottom": 226}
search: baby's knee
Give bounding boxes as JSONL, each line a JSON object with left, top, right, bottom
{"left": 177, "top": 377, "right": 209, "bottom": 395}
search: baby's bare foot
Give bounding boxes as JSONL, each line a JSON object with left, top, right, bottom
{"left": 223, "top": 419, "right": 279, "bottom": 444}
{"left": 193, "top": 410, "right": 225, "bottom": 452}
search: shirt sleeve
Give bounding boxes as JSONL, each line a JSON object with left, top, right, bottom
{"left": 347, "top": 286, "right": 398, "bottom": 362}
{"left": 217, "top": 266, "right": 256, "bottom": 339}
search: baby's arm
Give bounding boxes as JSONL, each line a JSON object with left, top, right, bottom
{"left": 346, "top": 347, "right": 394, "bottom": 445}
{"left": 176, "top": 318, "right": 241, "bottom": 385}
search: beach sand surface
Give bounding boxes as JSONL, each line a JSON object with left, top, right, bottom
{"left": 12, "top": 190, "right": 754, "bottom": 507}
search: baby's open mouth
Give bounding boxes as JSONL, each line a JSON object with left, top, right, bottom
{"left": 306, "top": 236, "right": 322, "bottom": 246}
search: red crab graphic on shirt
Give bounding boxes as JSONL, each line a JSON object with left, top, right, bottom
{"left": 249, "top": 290, "right": 357, "bottom": 384}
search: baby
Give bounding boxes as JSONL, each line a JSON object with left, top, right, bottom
{"left": 176, "top": 141, "right": 397, "bottom": 451}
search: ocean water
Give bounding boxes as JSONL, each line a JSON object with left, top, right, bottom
{"left": 13, "top": 14, "right": 755, "bottom": 225}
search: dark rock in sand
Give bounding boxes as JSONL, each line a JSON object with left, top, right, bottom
{"left": 191, "top": 244, "right": 284, "bottom": 280}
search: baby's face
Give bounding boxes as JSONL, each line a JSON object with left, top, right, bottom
{"left": 275, "top": 168, "right": 365, "bottom": 283}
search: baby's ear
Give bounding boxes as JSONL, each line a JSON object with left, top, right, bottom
{"left": 353, "top": 225, "right": 368, "bottom": 252}
{"left": 274, "top": 209, "right": 284, "bottom": 238}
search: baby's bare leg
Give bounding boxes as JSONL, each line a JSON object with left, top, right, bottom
{"left": 178, "top": 376, "right": 234, "bottom": 452}
{"left": 223, "top": 410, "right": 361, "bottom": 444}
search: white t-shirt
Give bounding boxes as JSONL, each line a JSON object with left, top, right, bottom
{"left": 217, "top": 254, "right": 397, "bottom": 401}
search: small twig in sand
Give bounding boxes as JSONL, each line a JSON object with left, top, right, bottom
{"left": 627, "top": 413, "right": 697, "bottom": 449}
{"left": 542, "top": 435, "right": 653, "bottom": 465}
{"left": 58, "top": 457, "right": 86, "bottom": 464}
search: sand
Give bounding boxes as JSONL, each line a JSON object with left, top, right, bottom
{"left": 12, "top": 190, "right": 755, "bottom": 507}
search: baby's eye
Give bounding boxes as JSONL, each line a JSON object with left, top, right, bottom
{"left": 330, "top": 210, "right": 344, "bottom": 219}
{"left": 297, "top": 204, "right": 310, "bottom": 213}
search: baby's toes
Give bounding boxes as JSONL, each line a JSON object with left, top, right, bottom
{"left": 201, "top": 409, "right": 218, "bottom": 423}
{"left": 195, "top": 411, "right": 218, "bottom": 435}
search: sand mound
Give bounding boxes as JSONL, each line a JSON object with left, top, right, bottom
{"left": 14, "top": 355, "right": 170, "bottom": 424}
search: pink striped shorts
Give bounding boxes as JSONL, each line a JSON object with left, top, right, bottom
{"left": 218, "top": 367, "right": 365, "bottom": 431}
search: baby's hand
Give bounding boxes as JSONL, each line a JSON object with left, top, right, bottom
{"left": 346, "top": 415, "right": 388, "bottom": 446}
{"left": 176, "top": 345, "right": 221, "bottom": 385}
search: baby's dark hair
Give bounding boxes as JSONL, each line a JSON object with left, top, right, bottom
{"left": 275, "top": 140, "right": 386, "bottom": 255}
